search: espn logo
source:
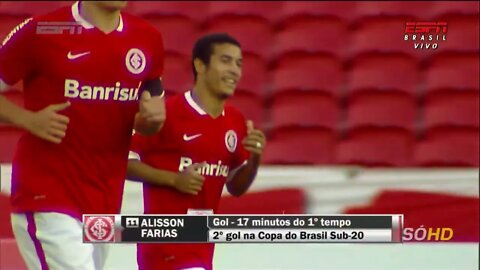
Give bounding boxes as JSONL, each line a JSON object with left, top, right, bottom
{"left": 36, "top": 21, "right": 83, "bottom": 35}
{"left": 404, "top": 21, "right": 448, "bottom": 50}
{"left": 405, "top": 22, "right": 448, "bottom": 34}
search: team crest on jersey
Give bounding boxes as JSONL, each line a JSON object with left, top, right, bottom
{"left": 225, "top": 130, "right": 237, "bottom": 153}
{"left": 125, "top": 48, "right": 146, "bottom": 74}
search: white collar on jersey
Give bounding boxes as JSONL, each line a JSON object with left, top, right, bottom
{"left": 72, "top": 1, "right": 124, "bottom": 32}
{"left": 185, "top": 91, "right": 225, "bottom": 116}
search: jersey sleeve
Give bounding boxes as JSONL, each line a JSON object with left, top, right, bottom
{"left": 146, "top": 29, "right": 164, "bottom": 80}
{"left": 0, "top": 18, "right": 35, "bottom": 86}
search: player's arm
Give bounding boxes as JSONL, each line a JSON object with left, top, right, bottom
{"left": 134, "top": 78, "right": 166, "bottom": 135}
{"left": 227, "top": 120, "right": 266, "bottom": 197}
{"left": 135, "top": 29, "right": 166, "bottom": 136}
{"left": 0, "top": 82, "right": 70, "bottom": 144}
{"left": 127, "top": 158, "right": 205, "bottom": 195}
{"left": 0, "top": 18, "right": 70, "bottom": 144}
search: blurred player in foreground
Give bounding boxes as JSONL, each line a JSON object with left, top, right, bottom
{"left": 0, "top": 1, "right": 165, "bottom": 269}
{"left": 127, "top": 33, "right": 266, "bottom": 270}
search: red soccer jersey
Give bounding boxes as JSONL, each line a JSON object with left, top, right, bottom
{"left": 0, "top": 2, "right": 164, "bottom": 219}
{"left": 131, "top": 91, "right": 250, "bottom": 214}
{"left": 131, "top": 91, "right": 250, "bottom": 270}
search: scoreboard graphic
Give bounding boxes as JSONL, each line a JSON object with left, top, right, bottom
{"left": 83, "top": 214, "right": 404, "bottom": 243}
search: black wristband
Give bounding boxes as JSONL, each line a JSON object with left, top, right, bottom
{"left": 139, "top": 78, "right": 164, "bottom": 97}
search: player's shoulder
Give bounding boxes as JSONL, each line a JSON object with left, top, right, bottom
{"left": 165, "top": 92, "right": 187, "bottom": 110}
{"left": 1, "top": 6, "right": 70, "bottom": 47}
{"left": 225, "top": 103, "right": 246, "bottom": 122}
{"left": 33, "top": 5, "right": 73, "bottom": 23}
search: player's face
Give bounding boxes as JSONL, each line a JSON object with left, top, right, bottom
{"left": 204, "top": 43, "right": 242, "bottom": 98}
{"left": 92, "top": 1, "right": 128, "bottom": 11}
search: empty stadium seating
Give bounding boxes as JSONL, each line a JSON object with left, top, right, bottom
{"left": 128, "top": 1, "right": 207, "bottom": 23}
{"left": 227, "top": 92, "right": 265, "bottom": 129}
{"left": 344, "top": 190, "right": 480, "bottom": 242}
{"left": 145, "top": 15, "right": 201, "bottom": 56}
{"left": 162, "top": 53, "right": 193, "bottom": 95}
{"left": 423, "top": 91, "right": 479, "bottom": 130}
{"left": 433, "top": 14, "right": 479, "bottom": 53}
{"left": 206, "top": 1, "right": 282, "bottom": 24}
{"left": 270, "top": 92, "right": 341, "bottom": 131}
{"left": 273, "top": 16, "right": 349, "bottom": 59}
{"left": 415, "top": 127, "right": 479, "bottom": 167}
{"left": 424, "top": 53, "right": 480, "bottom": 94}
{"left": 278, "top": 1, "right": 358, "bottom": 22}
{"left": 204, "top": 15, "right": 274, "bottom": 59}
{"left": 345, "top": 91, "right": 418, "bottom": 132}
{"left": 347, "top": 53, "right": 420, "bottom": 96}
{"left": 263, "top": 128, "right": 337, "bottom": 165}
{"left": 270, "top": 53, "right": 344, "bottom": 98}
{"left": 335, "top": 128, "right": 415, "bottom": 167}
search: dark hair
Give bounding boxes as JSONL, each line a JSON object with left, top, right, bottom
{"left": 192, "top": 33, "right": 241, "bottom": 81}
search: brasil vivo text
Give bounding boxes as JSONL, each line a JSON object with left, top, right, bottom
{"left": 82, "top": 214, "right": 404, "bottom": 243}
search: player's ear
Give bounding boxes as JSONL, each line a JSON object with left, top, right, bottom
{"left": 194, "top": 58, "right": 206, "bottom": 76}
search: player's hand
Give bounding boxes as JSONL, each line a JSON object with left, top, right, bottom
{"left": 242, "top": 120, "right": 266, "bottom": 156}
{"left": 25, "top": 101, "right": 70, "bottom": 144}
{"left": 173, "top": 162, "right": 206, "bottom": 195}
{"left": 139, "top": 90, "right": 165, "bottom": 128}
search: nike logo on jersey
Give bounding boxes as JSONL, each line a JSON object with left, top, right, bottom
{"left": 67, "top": 51, "right": 90, "bottom": 60}
{"left": 183, "top": 134, "right": 202, "bottom": 141}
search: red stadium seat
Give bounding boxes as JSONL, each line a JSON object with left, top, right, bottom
{"left": 414, "top": 133, "right": 479, "bottom": 167}
{"left": 347, "top": 53, "right": 420, "bottom": 96}
{"left": 162, "top": 53, "right": 192, "bottom": 95}
{"left": 206, "top": 1, "right": 282, "bottom": 24}
{"left": 344, "top": 190, "right": 479, "bottom": 242}
{"left": 0, "top": 127, "right": 23, "bottom": 163}
{"left": 423, "top": 91, "right": 480, "bottom": 130}
{"left": 218, "top": 188, "right": 306, "bottom": 214}
{"left": 227, "top": 92, "right": 265, "bottom": 129}
{"left": 129, "top": 1, "right": 208, "bottom": 23}
{"left": 424, "top": 53, "right": 480, "bottom": 93}
{"left": 203, "top": 15, "right": 274, "bottom": 59}
{"left": 263, "top": 128, "right": 337, "bottom": 165}
{"left": 335, "top": 128, "right": 414, "bottom": 167}
{"left": 270, "top": 53, "right": 344, "bottom": 98}
{"left": 0, "top": 1, "right": 71, "bottom": 16}
{"left": 346, "top": 91, "right": 418, "bottom": 132}
{"left": 270, "top": 92, "right": 341, "bottom": 131}
{"left": 354, "top": 1, "right": 433, "bottom": 19}
{"left": 236, "top": 53, "right": 268, "bottom": 98}
{"left": 429, "top": 1, "right": 480, "bottom": 19}
{"left": 273, "top": 16, "right": 349, "bottom": 59}
{"left": 433, "top": 15, "right": 479, "bottom": 53}
{"left": 349, "top": 16, "right": 422, "bottom": 59}
{"left": 278, "top": 1, "right": 358, "bottom": 22}
{"left": 143, "top": 16, "right": 200, "bottom": 56}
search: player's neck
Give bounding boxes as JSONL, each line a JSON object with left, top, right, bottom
{"left": 191, "top": 87, "right": 225, "bottom": 118}
{"left": 80, "top": 2, "right": 121, "bottom": 34}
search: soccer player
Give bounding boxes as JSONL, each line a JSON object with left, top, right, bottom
{"left": 127, "top": 33, "right": 266, "bottom": 270}
{"left": 0, "top": 1, "right": 165, "bottom": 269}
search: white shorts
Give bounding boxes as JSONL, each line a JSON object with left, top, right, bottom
{"left": 11, "top": 212, "right": 109, "bottom": 270}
